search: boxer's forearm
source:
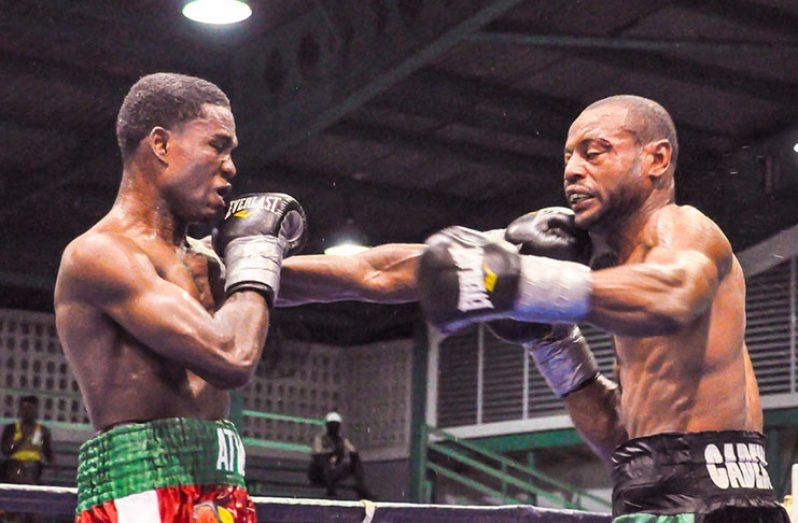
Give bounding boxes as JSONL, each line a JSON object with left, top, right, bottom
{"left": 208, "top": 291, "right": 271, "bottom": 387}
{"left": 563, "top": 375, "right": 627, "bottom": 467}
{"left": 511, "top": 250, "right": 718, "bottom": 337}
{"left": 277, "top": 244, "right": 423, "bottom": 306}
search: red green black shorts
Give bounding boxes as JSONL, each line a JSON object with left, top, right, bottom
{"left": 75, "top": 418, "right": 256, "bottom": 522}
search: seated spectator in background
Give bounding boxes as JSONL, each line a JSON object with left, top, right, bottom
{"left": 1, "top": 395, "right": 53, "bottom": 484}
{"left": 308, "top": 411, "right": 374, "bottom": 500}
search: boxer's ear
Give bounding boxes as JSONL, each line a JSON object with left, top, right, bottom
{"left": 148, "top": 126, "right": 170, "bottom": 165}
{"left": 645, "top": 139, "right": 673, "bottom": 182}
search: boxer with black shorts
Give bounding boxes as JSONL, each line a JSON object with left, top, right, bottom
{"left": 55, "top": 73, "right": 421, "bottom": 523}
{"left": 418, "top": 95, "right": 789, "bottom": 522}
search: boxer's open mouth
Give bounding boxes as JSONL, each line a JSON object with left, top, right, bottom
{"left": 568, "top": 192, "right": 593, "bottom": 205}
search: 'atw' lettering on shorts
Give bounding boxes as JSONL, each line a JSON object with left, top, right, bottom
{"left": 449, "top": 245, "right": 493, "bottom": 312}
{"left": 225, "top": 195, "right": 281, "bottom": 219}
{"left": 704, "top": 442, "right": 773, "bottom": 490}
{"left": 216, "top": 427, "right": 246, "bottom": 476}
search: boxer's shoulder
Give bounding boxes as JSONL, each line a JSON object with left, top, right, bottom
{"left": 58, "top": 229, "right": 156, "bottom": 299}
{"left": 644, "top": 204, "right": 733, "bottom": 275}
{"left": 648, "top": 204, "right": 727, "bottom": 246}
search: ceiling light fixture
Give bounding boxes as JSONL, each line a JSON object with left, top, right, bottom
{"left": 324, "top": 218, "right": 370, "bottom": 256}
{"left": 182, "top": 0, "right": 252, "bottom": 25}
{"left": 793, "top": 142, "right": 798, "bottom": 154}
{"left": 325, "top": 243, "right": 370, "bottom": 256}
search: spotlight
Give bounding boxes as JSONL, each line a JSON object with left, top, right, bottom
{"left": 324, "top": 218, "right": 369, "bottom": 256}
{"left": 182, "top": 0, "right": 252, "bottom": 25}
{"left": 793, "top": 142, "right": 798, "bottom": 154}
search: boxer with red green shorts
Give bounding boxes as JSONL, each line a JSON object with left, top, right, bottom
{"left": 76, "top": 418, "right": 252, "bottom": 523}
{"left": 55, "top": 73, "right": 421, "bottom": 523}
{"left": 54, "top": 74, "right": 308, "bottom": 523}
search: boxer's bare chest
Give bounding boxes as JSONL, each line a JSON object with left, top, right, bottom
{"left": 139, "top": 239, "right": 220, "bottom": 312}
{"left": 123, "top": 238, "right": 227, "bottom": 403}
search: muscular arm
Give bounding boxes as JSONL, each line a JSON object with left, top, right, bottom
{"left": 511, "top": 206, "right": 732, "bottom": 337}
{"left": 564, "top": 375, "right": 627, "bottom": 466}
{"left": 57, "top": 233, "right": 269, "bottom": 389}
{"left": 277, "top": 243, "right": 423, "bottom": 307}
{"left": 585, "top": 207, "right": 732, "bottom": 336}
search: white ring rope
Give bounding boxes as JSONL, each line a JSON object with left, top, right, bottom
{"left": 0, "top": 483, "right": 612, "bottom": 521}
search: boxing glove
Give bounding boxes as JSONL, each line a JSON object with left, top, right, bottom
{"left": 214, "top": 193, "right": 308, "bottom": 305}
{"left": 526, "top": 324, "right": 600, "bottom": 397}
{"left": 487, "top": 207, "right": 591, "bottom": 344}
{"left": 417, "top": 226, "right": 521, "bottom": 335}
{"left": 419, "top": 223, "right": 592, "bottom": 334}
{"left": 505, "top": 207, "right": 590, "bottom": 263}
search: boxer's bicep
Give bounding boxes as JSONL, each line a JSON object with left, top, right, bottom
{"left": 587, "top": 207, "right": 731, "bottom": 336}
{"left": 588, "top": 248, "right": 721, "bottom": 336}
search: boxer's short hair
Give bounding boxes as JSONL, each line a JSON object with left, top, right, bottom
{"left": 587, "top": 94, "right": 679, "bottom": 174}
{"left": 116, "top": 72, "right": 231, "bottom": 160}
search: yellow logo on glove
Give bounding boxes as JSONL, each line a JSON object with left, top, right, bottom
{"left": 483, "top": 263, "right": 497, "bottom": 292}
{"left": 233, "top": 210, "right": 251, "bottom": 218}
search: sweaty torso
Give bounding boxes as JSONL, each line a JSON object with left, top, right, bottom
{"left": 55, "top": 220, "right": 228, "bottom": 431}
{"left": 613, "top": 212, "right": 761, "bottom": 438}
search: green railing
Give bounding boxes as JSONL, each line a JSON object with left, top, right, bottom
{"left": 426, "top": 425, "right": 611, "bottom": 510}
{"left": 240, "top": 409, "right": 324, "bottom": 454}
{"left": 0, "top": 387, "right": 324, "bottom": 454}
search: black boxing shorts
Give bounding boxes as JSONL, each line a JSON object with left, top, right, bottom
{"left": 611, "top": 431, "right": 790, "bottom": 523}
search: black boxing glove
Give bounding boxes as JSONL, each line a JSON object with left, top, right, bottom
{"left": 213, "top": 193, "right": 308, "bottom": 305}
{"left": 505, "top": 207, "right": 590, "bottom": 263}
{"left": 419, "top": 224, "right": 592, "bottom": 334}
{"left": 486, "top": 207, "right": 591, "bottom": 344}
{"left": 417, "top": 226, "right": 522, "bottom": 335}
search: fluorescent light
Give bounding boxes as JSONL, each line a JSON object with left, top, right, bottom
{"left": 794, "top": 142, "right": 798, "bottom": 154}
{"left": 183, "top": 0, "right": 252, "bottom": 25}
{"left": 324, "top": 243, "right": 370, "bottom": 256}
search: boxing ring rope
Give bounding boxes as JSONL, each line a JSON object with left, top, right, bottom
{"left": 0, "top": 483, "right": 613, "bottom": 522}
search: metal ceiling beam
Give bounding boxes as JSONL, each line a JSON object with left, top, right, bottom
{"left": 678, "top": 0, "right": 798, "bottom": 39}
{"left": 231, "top": 0, "right": 527, "bottom": 167}
{"left": 470, "top": 30, "right": 798, "bottom": 106}
{"left": 374, "top": 68, "right": 735, "bottom": 155}
{"left": 470, "top": 30, "right": 798, "bottom": 55}
{"left": 329, "top": 120, "right": 560, "bottom": 175}
{"left": 411, "top": 68, "right": 579, "bottom": 119}
{"left": 370, "top": 93, "right": 564, "bottom": 158}
{"left": 372, "top": 69, "right": 573, "bottom": 140}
